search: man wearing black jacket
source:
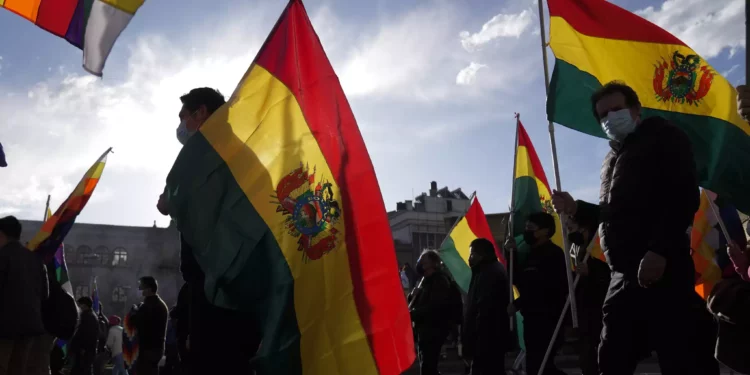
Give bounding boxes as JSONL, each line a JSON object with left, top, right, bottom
{"left": 133, "top": 276, "right": 168, "bottom": 375}
{"left": 408, "top": 250, "right": 454, "bottom": 375}
{"left": 463, "top": 238, "right": 510, "bottom": 375}
{"left": 70, "top": 297, "right": 100, "bottom": 375}
{"left": 509, "top": 212, "right": 568, "bottom": 375}
{"left": 552, "top": 82, "right": 718, "bottom": 375}
{"left": 0, "top": 216, "right": 49, "bottom": 375}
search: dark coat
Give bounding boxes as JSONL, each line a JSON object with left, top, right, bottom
{"left": 0, "top": 240, "right": 49, "bottom": 338}
{"left": 462, "top": 258, "right": 510, "bottom": 359}
{"left": 574, "top": 116, "right": 699, "bottom": 276}
{"left": 513, "top": 240, "right": 567, "bottom": 318}
{"left": 71, "top": 309, "right": 100, "bottom": 354}
{"left": 409, "top": 270, "right": 453, "bottom": 341}
{"left": 133, "top": 295, "right": 169, "bottom": 354}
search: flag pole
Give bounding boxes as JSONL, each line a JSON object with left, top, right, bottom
{"left": 44, "top": 194, "right": 51, "bottom": 221}
{"left": 508, "top": 114, "right": 521, "bottom": 331}
{"left": 703, "top": 189, "right": 731, "bottom": 243}
{"left": 536, "top": 0, "right": 579, "bottom": 330}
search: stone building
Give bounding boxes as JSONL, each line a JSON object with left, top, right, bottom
{"left": 19, "top": 220, "right": 182, "bottom": 318}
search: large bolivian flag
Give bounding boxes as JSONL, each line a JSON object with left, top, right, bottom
{"left": 439, "top": 197, "right": 504, "bottom": 292}
{"left": 163, "top": 1, "right": 414, "bottom": 374}
{"left": 513, "top": 120, "right": 563, "bottom": 264}
{"left": 28, "top": 148, "right": 110, "bottom": 264}
{"left": 546, "top": 0, "right": 750, "bottom": 214}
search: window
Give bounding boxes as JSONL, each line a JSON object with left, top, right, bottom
{"left": 95, "top": 246, "right": 110, "bottom": 266}
{"left": 112, "top": 287, "right": 128, "bottom": 303}
{"left": 64, "top": 245, "right": 76, "bottom": 265}
{"left": 446, "top": 200, "right": 453, "bottom": 212}
{"left": 112, "top": 248, "right": 128, "bottom": 266}
{"left": 75, "top": 286, "right": 90, "bottom": 300}
{"left": 77, "top": 245, "right": 93, "bottom": 265}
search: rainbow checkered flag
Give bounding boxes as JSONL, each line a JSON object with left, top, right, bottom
{"left": 123, "top": 305, "right": 139, "bottom": 369}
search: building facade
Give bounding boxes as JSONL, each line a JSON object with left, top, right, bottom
{"left": 19, "top": 220, "right": 183, "bottom": 318}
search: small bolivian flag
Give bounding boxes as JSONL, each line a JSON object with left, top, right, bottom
{"left": 164, "top": 0, "right": 414, "bottom": 374}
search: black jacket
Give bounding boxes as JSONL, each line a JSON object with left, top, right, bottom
{"left": 574, "top": 116, "right": 699, "bottom": 276}
{"left": 408, "top": 270, "right": 453, "bottom": 341}
{"left": 0, "top": 240, "right": 49, "bottom": 338}
{"left": 463, "top": 258, "right": 510, "bottom": 358}
{"left": 133, "top": 295, "right": 169, "bottom": 354}
{"left": 513, "top": 240, "right": 567, "bottom": 318}
{"left": 71, "top": 309, "right": 100, "bottom": 354}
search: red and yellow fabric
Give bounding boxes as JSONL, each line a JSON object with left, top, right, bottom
{"left": 439, "top": 197, "right": 504, "bottom": 292}
{"left": 163, "top": 1, "right": 413, "bottom": 373}
{"left": 28, "top": 148, "right": 110, "bottom": 264}
{"left": 546, "top": 0, "right": 750, "bottom": 214}
{"left": 512, "top": 120, "right": 563, "bottom": 252}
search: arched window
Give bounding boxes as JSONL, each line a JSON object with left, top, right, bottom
{"left": 77, "top": 245, "right": 93, "bottom": 265}
{"left": 112, "top": 248, "right": 128, "bottom": 267}
{"left": 95, "top": 246, "right": 110, "bottom": 266}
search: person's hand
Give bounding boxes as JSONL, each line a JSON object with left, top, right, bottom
{"left": 552, "top": 190, "right": 577, "bottom": 215}
{"left": 638, "top": 251, "right": 666, "bottom": 288}
{"left": 507, "top": 303, "right": 517, "bottom": 316}
{"left": 727, "top": 241, "right": 749, "bottom": 268}
{"left": 575, "top": 262, "right": 589, "bottom": 276}
{"left": 737, "top": 85, "right": 750, "bottom": 122}
{"left": 157, "top": 193, "right": 169, "bottom": 216}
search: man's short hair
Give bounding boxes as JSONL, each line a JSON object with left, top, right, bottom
{"left": 528, "top": 212, "right": 557, "bottom": 237}
{"left": 419, "top": 249, "right": 443, "bottom": 265}
{"left": 139, "top": 276, "right": 158, "bottom": 293}
{"left": 590, "top": 81, "right": 641, "bottom": 121}
{"left": 180, "top": 87, "right": 226, "bottom": 115}
{"left": 0, "top": 216, "right": 22, "bottom": 239}
{"left": 470, "top": 238, "right": 496, "bottom": 257}
{"left": 77, "top": 297, "right": 93, "bottom": 308}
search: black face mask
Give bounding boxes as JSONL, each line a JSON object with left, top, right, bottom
{"left": 523, "top": 230, "right": 537, "bottom": 246}
{"left": 568, "top": 232, "right": 585, "bottom": 246}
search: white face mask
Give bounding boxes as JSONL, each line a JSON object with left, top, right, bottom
{"left": 600, "top": 108, "right": 637, "bottom": 142}
{"left": 176, "top": 119, "right": 194, "bottom": 145}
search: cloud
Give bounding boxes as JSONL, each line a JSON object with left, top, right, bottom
{"left": 459, "top": 10, "right": 533, "bottom": 52}
{"left": 723, "top": 64, "right": 740, "bottom": 78}
{"left": 0, "top": 1, "right": 537, "bottom": 226}
{"left": 456, "top": 62, "right": 487, "bottom": 85}
{"left": 636, "top": 0, "right": 745, "bottom": 59}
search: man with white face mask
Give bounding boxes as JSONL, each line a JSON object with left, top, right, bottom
{"left": 551, "top": 82, "right": 718, "bottom": 375}
{"left": 156, "top": 88, "right": 261, "bottom": 374}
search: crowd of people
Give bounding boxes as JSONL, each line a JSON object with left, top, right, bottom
{"left": 1, "top": 81, "right": 750, "bottom": 375}
{"left": 405, "top": 83, "right": 750, "bottom": 375}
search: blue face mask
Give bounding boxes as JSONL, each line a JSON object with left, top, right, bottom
{"left": 600, "top": 109, "right": 637, "bottom": 142}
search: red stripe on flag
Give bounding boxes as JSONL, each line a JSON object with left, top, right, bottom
{"left": 465, "top": 198, "right": 505, "bottom": 265}
{"left": 547, "top": 0, "right": 686, "bottom": 46}
{"left": 253, "top": 0, "right": 415, "bottom": 373}
{"left": 517, "top": 121, "right": 552, "bottom": 193}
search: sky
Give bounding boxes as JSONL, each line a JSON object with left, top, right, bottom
{"left": 0, "top": 0, "right": 746, "bottom": 228}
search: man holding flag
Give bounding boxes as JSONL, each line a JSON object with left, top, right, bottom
{"left": 552, "top": 82, "right": 717, "bottom": 374}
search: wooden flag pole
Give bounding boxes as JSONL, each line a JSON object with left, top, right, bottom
{"left": 703, "top": 189, "right": 732, "bottom": 243}
{"left": 536, "top": 0, "right": 579, "bottom": 331}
